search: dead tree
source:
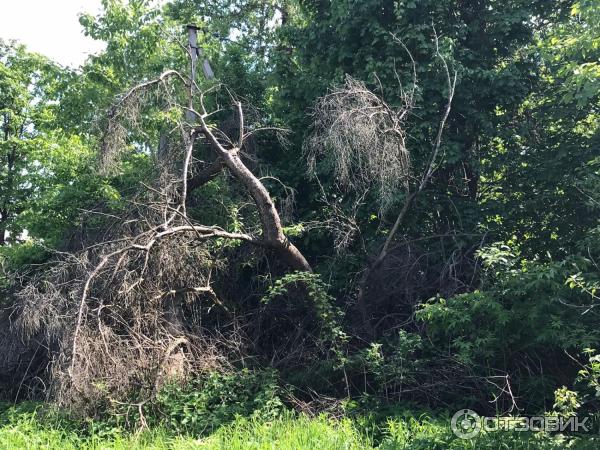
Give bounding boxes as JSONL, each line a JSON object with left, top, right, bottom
{"left": 306, "top": 31, "right": 457, "bottom": 335}
{"left": 10, "top": 30, "right": 311, "bottom": 413}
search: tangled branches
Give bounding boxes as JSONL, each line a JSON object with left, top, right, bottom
{"left": 306, "top": 75, "right": 413, "bottom": 211}
{"left": 305, "top": 30, "right": 457, "bottom": 336}
{"left": 7, "top": 38, "right": 312, "bottom": 412}
{"left": 100, "top": 70, "right": 186, "bottom": 173}
{"left": 14, "top": 205, "right": 243, "bottom": 413}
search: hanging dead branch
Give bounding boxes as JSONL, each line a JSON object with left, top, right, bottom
{"left": 306, "top": 29, "right": 457, "bottom": 335}
{"left": 306, "top": 75, "right": 413, "bottom": 211}
{"left": 13, "top": 213, "right": 238, "bottom": 413}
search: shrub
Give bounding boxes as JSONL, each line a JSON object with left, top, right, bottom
{"left": 417, "top": 244, "right": 600, "bottom": 411}
{"left": 152, "top": 369, "right": 284, "bottom": 435}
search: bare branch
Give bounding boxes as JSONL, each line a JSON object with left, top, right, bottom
{"left": 306, "top": 76, "right": 413, "bottom": 211}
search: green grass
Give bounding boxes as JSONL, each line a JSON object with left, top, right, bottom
{"left": 0, "top": 403, "right": 597, "bottom": 449}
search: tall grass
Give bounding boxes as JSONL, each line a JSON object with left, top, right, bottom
{"left": 0, "top": 403, "right": 597, "bottom": 449}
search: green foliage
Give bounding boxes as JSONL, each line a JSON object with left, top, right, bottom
{"left": 263, "top": 271, "right": 348, "bottom": 357}
{"left": 152, "top": 369, "right": 284, "bottom": 435}
{"left": 476, "top": 243, "right": 518, "bottom": 272}
{"left": 0, "top": 402, "right": 598, "bottom": 449}
{"left": 2, "top": 1, "right": 600, "bottom": 446}
{"left": 0, "top": 41, "right": 69, "bottom": 245}
{"left": 578, "top": 351, "right": 600, "bottom": 403}
{"left": 345, "top": 331, "right": 424, "bottom": 401}
{"left": 0, "top": 240, "right": 48, "bottom": 282}
{"left": 418, "top": 244, "right": 600, "bottom": 408}
{"left": 555, "top": 349, "right": 600, "bottom": 417}
{"left": 553, "top": 386, "right": 582, "bottom": 416}
{"left": 273, "top": 0, "right": 568, "bottom": 250}
{"left": 0, "top": 402, "right": 189, "bottom": 449}
{"left": 482, "top": 0, "right": 600, "bottom": 257}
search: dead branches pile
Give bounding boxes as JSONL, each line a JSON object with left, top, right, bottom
{"left": 13, "top": 207, "right": 239, "bottom": 413}
{"left": 5, "top": 46, "right": 312, "bottom": 412}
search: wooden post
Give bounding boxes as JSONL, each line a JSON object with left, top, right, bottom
{"left": 186, "top": 25, "right": 200, "bottom": 123}
{"left": 186, "top": 25, "right": 215, "bottom": 123}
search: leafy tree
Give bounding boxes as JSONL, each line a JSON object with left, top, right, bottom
{"left": 268, "top": 0, "right": 574, "bottom": 329}
{"left": 0, "top": 41, "right": 65, "bottom": 246}
{"left": 483, "top": 0, "right": 600, "bottom": 257}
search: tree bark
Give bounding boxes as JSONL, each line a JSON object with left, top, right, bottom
{"left": 0, "top": 212, "right": 7, "bottom": 246}
{"left": 219, "top": 148, "right": 311, "bottom": 272}
{"left": 197, "top": 114, "right": 311, "bottom": 272}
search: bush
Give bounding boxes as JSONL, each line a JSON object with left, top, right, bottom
{"left": 152, "top": 369, "right": 284, "bottom": 435}
{"left": 417, "top": 244, "right": 600, "bottom": 411}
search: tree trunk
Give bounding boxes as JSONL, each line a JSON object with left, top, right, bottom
{"left": 0, "top": 213, "right": 6, "bottom": 246}
{"left": 219, "top": 149, "right": 312, "bottom": 272}
{"left": 198, "top": 115, "right": 311, "bottom": 272}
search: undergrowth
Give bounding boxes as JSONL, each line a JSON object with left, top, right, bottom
{"left": 0, "top": 401, "right": 598, "bottom": 449}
